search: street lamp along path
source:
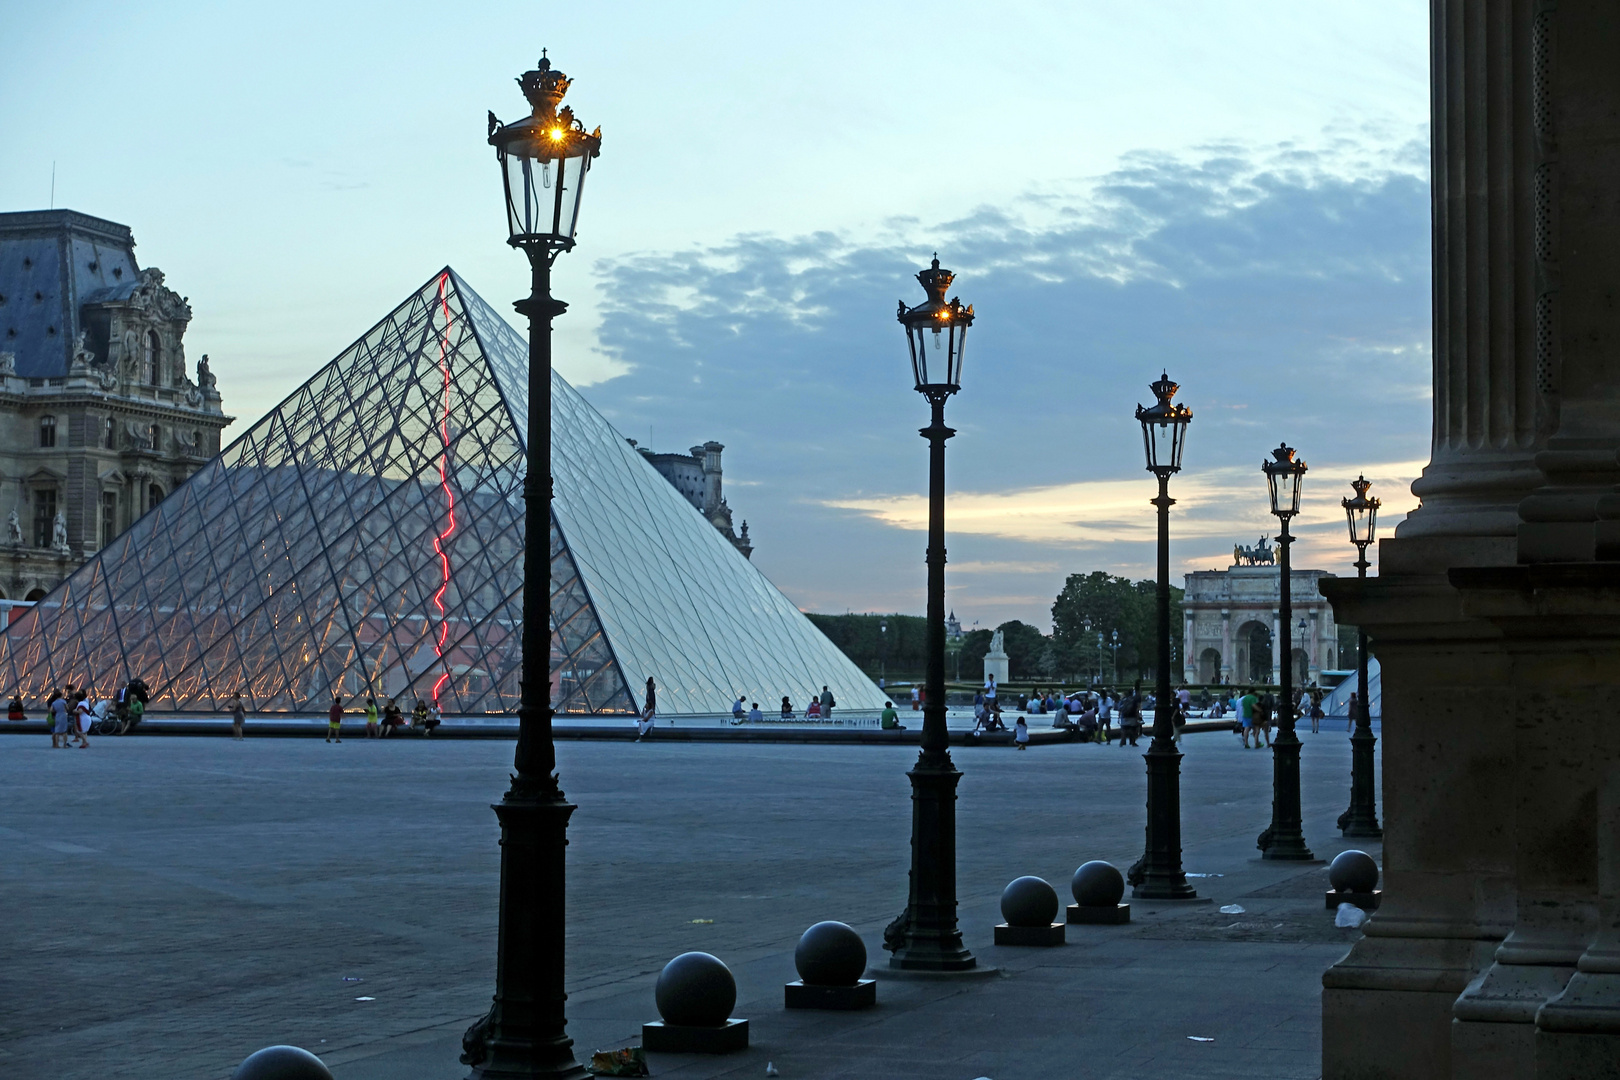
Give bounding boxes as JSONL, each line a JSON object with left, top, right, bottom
{"left": 461, "top": 50, "right": 600, "bottom": 1080}
{"left": 1257, "top": 443, "right": 1315, "bottom": 861}
{"left": 1126, "top": 373, "right": 1197, "bottom": 900}
{"left": 1338, "top": 475, "right": 1382, "bottom": 838}
{"left": 882, "top": 255, "right": 980, "bottom": 972}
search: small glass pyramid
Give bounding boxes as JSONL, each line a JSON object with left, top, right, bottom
{"left": 2, "top": 269, "right": 886, "bottom": 717}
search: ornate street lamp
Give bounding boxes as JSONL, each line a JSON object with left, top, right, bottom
{"left": 884, "top": 255, "right": 977, "bottom": 972}
{"left": 1127, "top": 372, "right": 1197, "bottom": 900}
{"left": 462, "top": 52, "right": 602, "bottom": 1080}
{"left": 1257, "top": 443, "right": 1314, "bottom": 861}
{"left": 1111, "top": 629, "right": 1120, "bottom": 685}
{"left": 1338, "top": 475, "right": 1382, "bottom": 838}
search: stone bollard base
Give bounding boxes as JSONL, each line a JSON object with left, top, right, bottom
{"left": 994, "top": 922, "right": 1066, "bottom": 946}
{"left": 1325, "top": 889, "right": 1381, "bottom": 911}
{"left": 641, "top": 1018, "right": 748, "bottom": 1053}
{"left": 1068, "top": 903, "right": 1130, "bottom": 925}
{"left": 784, "top": 978, "right": 876, "bottom": 1009}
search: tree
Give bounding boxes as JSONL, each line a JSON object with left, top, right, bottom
{"left": 1050, "top": 571, "right": 1183, "bottom": 684}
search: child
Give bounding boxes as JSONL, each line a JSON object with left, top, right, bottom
{"left": 364, "top": 697, "right": 380, "bottom": 738}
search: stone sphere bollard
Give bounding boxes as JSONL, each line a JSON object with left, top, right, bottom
{"left": 1000, "top": 876, "right": 1060, "bottom": 927}
{"left": 655, "top": 951, "right": 736, "bottom": 1027}
{"left": 1329, "top": 850, "right": 1380, "bottom": 894}
{"left": 231, "top": 1045, "right": 333, "bottom": 1080}
{"left": 1071, "top": 861, "right": 1125, "bottom": 907}
{"left": 795, "top": 921, "right": 867, "bottom": 987}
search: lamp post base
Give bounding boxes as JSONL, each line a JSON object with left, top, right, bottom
{"left": 1339, "top": 727, "right": 1383, "bottom": 838}
{"left": 462, "top": 792, "right": 588, "bottom": 1080}
{"left": 885, "top": 755, "right": 976, "bottom": 973}
{"left": 1259, "top": 734, "right": 1314, "bottom": 861}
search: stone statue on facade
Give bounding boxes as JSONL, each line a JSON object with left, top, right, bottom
{"left": 196, "top": 353, "right": 216, "bottom": 391}
{"left": 5, "top": 509, "right": 20, "bottom": 545}
{"left": 69, "top": 332, "right": 95, "bottom": 374}
{"left": 0, "top": 351, "right": 15, "bottom": 377}
{"left": 51, "top": 511, "right": 69, "bottom": 554}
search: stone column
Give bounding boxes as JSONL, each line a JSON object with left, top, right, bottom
{"left": 1270, "top": 607, "right": 1282, "bottom": 686}
{"left": 1183, "top": 610, "right": 1197, "bottom": 682}
{"left": 1220, "top": 608, "right": 1233, "bottom": 683}
{"left": 1320, "top": 1, "right": 1561, "bottom": 1075}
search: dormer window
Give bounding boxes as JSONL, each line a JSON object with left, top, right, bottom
{"left": 39, "top": 415, "right": 56, "bottom": 447}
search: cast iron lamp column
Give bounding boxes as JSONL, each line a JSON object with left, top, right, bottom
{"left": 1337, "top": 475, "right": 1382, "bottom": 838}
{"left": 1257, "top": 443, "right": 1314, "bottom": 861}
{"left": 1128, "top": 373, "right": 1197, "bottom": 899}
{"left": 463, "top": 53, "right": 601, "bottom": 1080}
{"left": 886, "top": 256, "right": 977, "bottom": 972}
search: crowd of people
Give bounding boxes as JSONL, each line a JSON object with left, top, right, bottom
{"left": 326, "top": 694, "right": 442, "bottom": 742}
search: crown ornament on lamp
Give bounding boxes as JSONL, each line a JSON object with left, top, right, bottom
{"left": 488, "top": 49, "right": 603, "bottom": 258}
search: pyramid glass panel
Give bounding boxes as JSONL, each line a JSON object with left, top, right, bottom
{"left": 2, "top": 268, "right": 885, "bottom": 716}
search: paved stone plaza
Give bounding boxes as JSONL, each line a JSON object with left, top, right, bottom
{"left": 0, "top": 727, "right": 1378, "bottom": 1079}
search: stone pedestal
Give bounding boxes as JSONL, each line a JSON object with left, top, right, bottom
{"left": 994, "top": 922, "right": 1065, "bottom": 946}
{"left": 982, "top": 650, "right": 1008, "bottom": 685}
{"left": 640, "top": 1019, "right": 748, "bottom": 1054}
{"left": 1067, "top": 903, "right": 1129, "bottom": 925}
{"left": 1326, "top": 889, "right": 1382, "bottom": 912}
{"left": 783, "top": 979, "right": 876, "bottom": 1010}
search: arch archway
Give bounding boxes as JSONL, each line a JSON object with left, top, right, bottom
{"left": 1198, "top": 647, "right": 1221, "bottom": 684}
{"left": 1292, "top": 647, "right": 1309, "bottom": 688}
{"left": 25, "top": 588, "right": 47, "bottom": 602}
{"left": 1233, "top": 619, "right": 1272, "bottom": 684}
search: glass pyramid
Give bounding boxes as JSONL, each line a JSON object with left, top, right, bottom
{"left": 1, "top": 268, "right": 886, "bottom": 717}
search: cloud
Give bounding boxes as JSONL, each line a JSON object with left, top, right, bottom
{"left": 577, "top": 138, "right": 1432, "bottom": 626}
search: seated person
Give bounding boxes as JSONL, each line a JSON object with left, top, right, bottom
{"left": 780, "top": 696, "right": 795, "bottom": 719}
{"left": 7, "top": 695, "right": 24, "bottom": 721}
{"left": 880, "top": 701, "right": 904, "bottom": 730}
{"left": 806, "top": 698, "right": 821, "bottom": 719}
{"left": 747, "top": 701, "right": 763, "bottom": 723}
{"left": 731, "top": 695, "right": 746, "bottom": 721}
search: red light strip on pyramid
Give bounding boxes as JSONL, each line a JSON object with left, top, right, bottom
{"left": 431, "top": 273, "right": 458, "bottom": 706}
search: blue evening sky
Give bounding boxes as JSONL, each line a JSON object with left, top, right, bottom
{"left": 1, "top": 1, "right": 1431, "bottom": 629}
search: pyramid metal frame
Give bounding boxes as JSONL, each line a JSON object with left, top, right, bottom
{"left": 2, "top": 268, "right": 885, "bottom": 717}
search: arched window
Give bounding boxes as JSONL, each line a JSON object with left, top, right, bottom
{"left": 24, "top": 588, "right": 47, "bottom": 602}
{"left": 141, "top": 330, "right": 160, "bottom": 385}
{"left": 147, "top": 484, "right": 165, "bottom": 513}
{"left": 38, "top": 415, "right": 56, "bottom": 447}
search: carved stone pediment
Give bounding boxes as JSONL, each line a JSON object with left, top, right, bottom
{"left": 130, "top": 267, "right": 192, "bottom": 324}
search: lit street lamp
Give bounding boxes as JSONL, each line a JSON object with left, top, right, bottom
{"left": 1338, "top": 475, "right": 1382, "bottom": 838}
{"left": 1257, "top": 443, "right": 1314, "bottom": 861}
{"left": 462, "top": 52, "right": 601, "bottom": 1080}
{"left": 1127, "top": 372, "right": 1197, "bottom": 900}
{"left": 884, "top": 255, "right": 977, "bottom": 972}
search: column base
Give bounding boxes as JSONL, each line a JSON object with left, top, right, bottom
{"left": 1323, "top": 933, "right": 1500, "bottom": 1080}
{"left": 1452, "top": 959, "right": 1578, "bottom": 1078}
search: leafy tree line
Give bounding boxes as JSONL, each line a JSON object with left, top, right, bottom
{"left": 808, "top": 570, "right": 1186, "bottom": 685}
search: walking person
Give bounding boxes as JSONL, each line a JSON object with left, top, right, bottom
{"left": 819, "top": 685, "right": 834, "bottom": 722}
{"left": 73, "top": 690, "right": 93, "bottom": 748}
{"left": 364, "top": 697, "right": 380, "bottom": 738}
{"left": 327, "top": 695, "right": 344, "bottom": 743}
{"left": 1309, "top": 688, "right": 1325, "bottom": 734}
{"left": 637, "top": 677, "right": 657, "bottom": 740}
{"left": 1238, "top": 688, "right": 1259, "bottom": 748}
{"left": 910, "top": 685, "right": 920, "bottom": 711}
{"left": 229, "top": 692, "right": 246, "bottom": 740}
{"left": 1347, "top": 691, "right": 1360, "bottom": 733}
{"left": 1256, "top": 691, "right": 1275, "bottom": 748}
{"left": 48, "top": 688, "right": 68, "bottom": 749}
{"left": 1117, "top": 688, "right": 1142, "bottom": 747}
{"left": 1014, "top": 714, "right": 1030, "bottom": 750}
